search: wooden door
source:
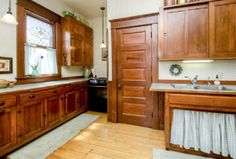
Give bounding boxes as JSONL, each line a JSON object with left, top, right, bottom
{"left": 71, "top": 33, "right": 83, "bottom": 65}
{"left": 45, "top": 95, "right": 61, "bottom": 128}
{"left": 210, "top": 0, "right": 236, "bottom": 59}
{"left": 0, "top": 107, "right": 16, "bottom": 154}
{"left": 117, "top": 25, "right": 152, "bottom": 127}
{"left": 18, "top": 100, "right": 44, "bottom": 141}
{"left": 65, "top": 91, "right": 77, "bottom": 116}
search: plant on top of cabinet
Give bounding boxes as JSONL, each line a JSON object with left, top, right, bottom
{"left": 62, "top": 16, "right": 93, "bottom": 67}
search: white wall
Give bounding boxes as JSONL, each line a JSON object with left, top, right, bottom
{"left": 107, "top": 0, "right": 236, "bottom": 82}
{"left": 0, "top": 0, "right": 87, "bottom": 81}
{"left": 90, "top": 17, "right": 107, "bottom": 78}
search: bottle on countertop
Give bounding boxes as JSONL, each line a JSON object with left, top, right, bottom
{"left": 214, "top": 75, "right": 221, "bottom": 86}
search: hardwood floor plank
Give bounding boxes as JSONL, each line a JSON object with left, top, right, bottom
{"left": 47, "top": 112, "right": 165, "bottom": 159}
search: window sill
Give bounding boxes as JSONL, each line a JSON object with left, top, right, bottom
{"left": 16, "top": 75, "right": 62, "bottom": 85}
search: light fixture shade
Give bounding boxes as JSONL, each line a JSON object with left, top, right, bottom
{"left": 100, "top": 43, "right": 106, "bottom": 48}
{"left": 0, "top": 13, "right": 18, "bottom": 25}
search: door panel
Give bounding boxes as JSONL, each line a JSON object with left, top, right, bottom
{"left": 0, "top": 107, "right": 16, "bottom": 153}
{"left": 117, "top": 25, "right": 152, "bottom": 127}
{"left": 45, "top": 95, "right": 61, "bottom": 127}
{"left": 210, "top": 0, "right": 236, "bottom": 58}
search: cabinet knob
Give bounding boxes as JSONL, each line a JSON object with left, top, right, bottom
{"left": 17, "top": 110, "right": 22, "bottom": 114}
{"left": 0, "top": 110, "right": 6, "bottom": 116}
{"left": 18, "top": 133, "right": 23, "bottom": 137}
{"left": 29, "top": 94, "right": 36, "bottom": 99}
{"left": 0, "top": 100, "right": 5, "bottom": 106}
{"left": 118, "top": 84, "right": 123, "bottom": 89}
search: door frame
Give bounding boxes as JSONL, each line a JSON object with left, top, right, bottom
{"left": 108, "top": 13, "right": 159, "bottom": 128}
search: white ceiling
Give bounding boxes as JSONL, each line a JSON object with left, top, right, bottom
{"left": 63, "top": 0, "right": 107, "bottom": 19}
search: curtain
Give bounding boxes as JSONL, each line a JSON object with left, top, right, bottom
{"left": 25, "top": 44, "right": 58, "bottom": 76}
{"left": 171, "top": 109, "right": 236, "bottom": 159}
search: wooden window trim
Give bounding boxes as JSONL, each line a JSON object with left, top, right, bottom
{"left": 16, "top": 0, "right": 62, "bottom": 84}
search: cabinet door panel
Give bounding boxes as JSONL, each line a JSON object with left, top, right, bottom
{"left": 18, "top": 100, "right": 44, "bottom": 141}
{"left": 0, "top": 107, "right": 16, "bottom": 154}
{"left": 78, "top": 88, "right": 88, "bottom": 112}
{"left": 66, "top": 92, "right": 77, "bottom": 116}
{"left": 71, "top": 34, "right": 83, "bottom": 65}
{"left": 187, "top": 5, "right": 209, "bottom": 58}
{"left": 45, "top": 95, "right": 61, "bottom": 127}
{"left": 210, "top": 0, "right": 236, "bottom": 59}
{"left": 164, "top": 8, "right": 186, "bottom": 59}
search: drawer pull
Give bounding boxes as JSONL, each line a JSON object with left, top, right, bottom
{"left": 29, "top": 94, "right": 36, "bottom": 99}
{"left": 52, "top": 90, "right": 58, "bottom": 93}
{"left": 0, "top": 100, "right": 5, "bottom": 106}
{"left": 0, "top": 110, "right": 6, "bottom": 115}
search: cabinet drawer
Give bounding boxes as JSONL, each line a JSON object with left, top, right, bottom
{"left": 19, "top": 87, "right": 62, "bottom": 104}
{"left": 169, "top": 93, "right": 236, "bottom": 108}
{"left": 0, "top": 95, "right": 16, "bottom": 108}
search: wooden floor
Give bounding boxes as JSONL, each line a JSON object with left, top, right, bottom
{"left": 47, "top": 111, "right": 165, "bottom": 159}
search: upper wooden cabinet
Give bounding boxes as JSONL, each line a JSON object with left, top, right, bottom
{"left": 159, "top": 4, "right": 209, "bottom": 60}
{"left": 209, "top": 0, "right": 236, "bottom": 59}
{"left": 62, "top": 17, "right": 93, "bottom": 67}
{"left": 160, "top": 0, "right": 236, "bottom": 60}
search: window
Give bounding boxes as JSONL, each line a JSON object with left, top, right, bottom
{"left": 17, "top": 0, "right": 62, "bottom": 83}
{"left": 25, "top": 15, "right": 58, "bottom": 76}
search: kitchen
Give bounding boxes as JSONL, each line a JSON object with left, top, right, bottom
{"left": 0, "top": 0, "right": 236, "bottom": 159}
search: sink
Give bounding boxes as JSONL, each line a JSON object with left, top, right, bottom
{"left": 170, "top": 84, "right": 199, "bottom": 90}
{"left": 170, "top": 84, "right": 236, "bottom": 91}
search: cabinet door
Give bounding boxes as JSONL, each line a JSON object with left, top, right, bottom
{"left": 164, "top": 8, "right": 187, "bottom": 59}
{"left": 0, "top": 107, "right": 16, "bottom": 155}
{"left": 84, "top": 41, "right": 93, "bottom": 67}
{"left": 45, "top": 95, "right": 61, "bottom": 128}
{"left": 162, "top": 5, "right": 209, "bottom": 60}
{"left": 65, "top": 91, "right": 77, "bottom": 116}
{"left": 17, "top": 100, "right": 44, "bottom": 141}
{"left": 210, "top": 0, "right": 236, "bottom": 59}
{"left": 71, "top": 33, "right": 84, "bottom": 66}
{"left": 78, "top": 88, "right": 88, "bottom": 112}
{"left": 187, "top": 5, "right": 209, "bottom": 58}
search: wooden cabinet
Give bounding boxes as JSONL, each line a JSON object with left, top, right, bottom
{"left": 0, "top": 107, "right": 16, "bottom": 155}
{"left": 62, "top": 17, "right": 93, "bottom": 67}
{"left": 65, "top": 91, "right": 78, "bottom": 117}
{"left": 209, "top": 0, "right": 236, "bottom": 59}
{"left": 45, "top": 95, "right": 61, "bottom": 128}
{"left": 78, "top": 87, "right": 88, "bottom": 112}
{"left": 160, "top": 4, "right": 209, "bottom": 60}
{"left": 17, "top": 100, "right": 45, "bottom": 142}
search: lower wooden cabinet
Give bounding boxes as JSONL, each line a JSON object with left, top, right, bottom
{"left": 0, "top": 82, "right": 89, "bottom": 157}
{"left": 17, "top": 100, "right": 45, "bottom": 142}
{"left": 65, "top": 91, "right": 78, "bottom": 117}
{"left": 45, "top": 95, "right": 61, "bottom": 128}
{"left": 0, "top": 107, "right": 16, "bottom": 155}
{"left": 78, "top": 87, "right": 88, "bottom": 112}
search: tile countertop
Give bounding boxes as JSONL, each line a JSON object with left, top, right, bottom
{"left": 150, "top": 83, "right": 236, "bottom": 95}
{"left": 0, "top": 79, "right": 88, "bottom": 95}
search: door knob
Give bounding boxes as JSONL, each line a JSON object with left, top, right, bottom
{"left": 118, "top": 84, "right": 123, "bottom": 89}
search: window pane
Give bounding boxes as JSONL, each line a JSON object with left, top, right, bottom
{"left": 26, "top": 15, "right": 53, "bottom": 47}
{"left": 25, "top": 44, "right": 58, "bottom": 76}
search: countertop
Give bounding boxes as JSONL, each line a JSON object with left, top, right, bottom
{"left": 0, "top": 79, "right": 88, "bottom": 95}
{"left": 150, "top": 83, "right": 236, "bottom": 95}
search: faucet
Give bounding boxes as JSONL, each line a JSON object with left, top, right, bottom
{"left": 184, "top": 75, "right": 199, "bottom": 89}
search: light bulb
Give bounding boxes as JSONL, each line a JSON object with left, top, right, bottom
{"left": 100, "top": 43, "right": 106, "bottom": 48}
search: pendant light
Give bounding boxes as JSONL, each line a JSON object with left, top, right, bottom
{"left": 0, "top": 0, "right": 18, "bottom": 25}
{"left": 100, "top": 7, "right": 106, "bottom": 48}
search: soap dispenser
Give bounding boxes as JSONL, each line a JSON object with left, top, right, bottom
{"left": 214, "top": 75, "right": 221, "bottom": 86}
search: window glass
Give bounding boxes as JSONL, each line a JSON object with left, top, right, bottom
{"left": 26, "top": 15, "right": 53, "bottom": 47}
{"left": 25, "top": 15, "right": 57, "bottom": 76}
